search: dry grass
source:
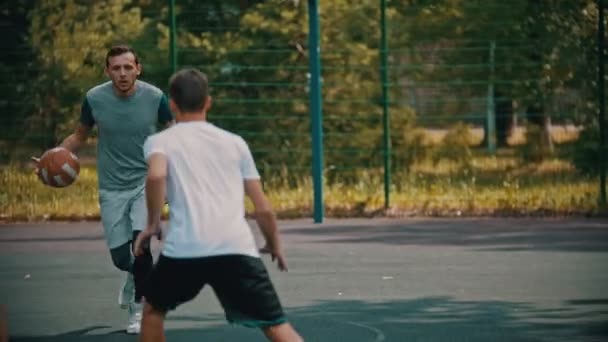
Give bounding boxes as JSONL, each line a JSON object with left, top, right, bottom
{"left": 0, "top": 153, "right": 600, "bottom": 222}
{"left": 0, "top": 166, "right": 100, "bottom": 221}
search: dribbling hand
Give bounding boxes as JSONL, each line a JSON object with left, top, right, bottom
{"left": 30, "top": 156, "right": 41, "bottom": 177}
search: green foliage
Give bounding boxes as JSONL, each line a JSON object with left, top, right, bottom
{"left": 0, "top": 0, "right": 37, "bottom": 160}
{"left": 518, "top": 123, "right": 555, "bottom": 162}
{"left": 569, "top": 126, "right": 601, "bottom": 176}
{"left": 30, "top": 0, "right": 148, "bottom": 78}
{"left": 12, "top": 0, "right": 150, "bottom": 148}
{"left": 433, "top": 122, "right": 474, "bottom": 174}
{"left": 0, "top": 0, "right": 603, "bottom": 194}
{"left": 390, "top": 108, "right": 429, "bottom": 174}
{"left": 399, "top": 0, "right": 599, "bottom": 110}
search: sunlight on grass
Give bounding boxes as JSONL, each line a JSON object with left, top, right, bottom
{"left": 424, "top": 125, "right": 580, "bottom": 146}
{"left": 0, "top": 154, "right": 601, "bottom": 221}
{"left": 0, "top": 166, "right": 100, "bottom": 221}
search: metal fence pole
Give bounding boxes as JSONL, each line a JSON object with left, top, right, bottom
{"left": 308, "top": 0, "right": 324, "bottom": 223}
{"left": 169, "top": 0, "right": 177, "bottom": 74}
{"left": 380, "top": 0, "right": 391, "bottom": 209}
{"left": 486, "top": 40, "right": 496, "bottom": 154}
{"left": 599, "top": 0, "right": 606, "bottom": 205}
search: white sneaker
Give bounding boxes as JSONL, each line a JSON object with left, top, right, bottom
{"left": 118, "top": 273, "right": 135, "bottom": 309}
{"left": 126, "top": 302, "right": 143, "bottom": 334}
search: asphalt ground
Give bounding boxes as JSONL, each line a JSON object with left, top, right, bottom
{"left": 1, "top": 217, "right": 607, "bottom": 341}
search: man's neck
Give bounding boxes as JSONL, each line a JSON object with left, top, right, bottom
{"left": 113, "top": 82, "right": 137, "bottom": 98}
{"left": 178, "top": 112, "right": 207, "bottom": 122}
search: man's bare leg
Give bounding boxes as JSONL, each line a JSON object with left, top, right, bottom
{"left": 138, "top": 303, "right": 166, "bottom": 342}
{"left": 263, "top": 322, "right": 303, "bottom": 342}
{"left": 0, "top": 305, "right": 8, "bottom": 342}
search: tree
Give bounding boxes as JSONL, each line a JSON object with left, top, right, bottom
{"left": 161, "top": 0, "right": 400, "bottom": 178}
{"left": 27, "top": 0, "right": 148, "bottom": 147}
{"left": 4, "top": 0, "right": 600, "bottom": 174}
{"left": 392, "top": 0, "right": 599, "bottom": 154}
{"left": 0, "top": 0, "right": 37, "bottom": 159}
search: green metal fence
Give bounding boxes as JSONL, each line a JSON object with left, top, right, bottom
{"left": 0, "top": 0, "right": 605, "bottom": 220}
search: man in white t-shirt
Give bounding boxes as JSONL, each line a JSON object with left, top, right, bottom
{"left": 134, "top": 68, "right": 303, "bottom": 342}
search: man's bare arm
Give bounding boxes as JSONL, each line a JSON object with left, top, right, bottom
{"left": 31, "top": 124, "right": 90, "bottom": 174}
{"left": 245, "top": 179, "right": 287, "bottom": 271}
{"left": 59, "top": 124, "right": 91, "bottom": 153}
{"left": 134, "top": 153, "right": 166, "bottom": 256}
{"left": 145, "top": 153, "right": 167, "bottom": 228}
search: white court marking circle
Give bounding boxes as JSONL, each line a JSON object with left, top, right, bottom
{"left": 299, "top": 311, "right": 386, "bottom": 342}
{"left": 337, "top": 319, "right": 386, "bottom": 342}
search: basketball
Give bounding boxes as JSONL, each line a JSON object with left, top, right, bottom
{"left": 38, "top": 147, "right": 80, "bottom": 188}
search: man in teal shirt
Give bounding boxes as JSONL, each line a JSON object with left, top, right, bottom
{"left": 34, "top": 45, "right": 173, "bottom": 334}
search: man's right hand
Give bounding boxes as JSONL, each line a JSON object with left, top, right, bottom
{"left": 30, "top": 156, "right": 44, "bottom": 183}
{"left": 30, "top": 156, "right": 40, "bottom": 173}
{"left": 260, "top": 244, "right": 288, "bottom": 272}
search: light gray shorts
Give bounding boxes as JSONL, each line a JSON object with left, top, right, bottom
{"left": 98, "top": 184, "right": 147, "bottom": 249}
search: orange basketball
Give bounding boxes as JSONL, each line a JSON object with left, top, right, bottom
{"left": 38, "top": 147, "right": 80, "bottom": 188}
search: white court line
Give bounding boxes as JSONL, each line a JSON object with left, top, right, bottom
{"left": 338, "top": 320, "right": 386, "bottom": 342}
{"left": 303, "top": 311, "right": 386, "bottom": 342}
{"left": 82, "top": 310, "right": 386, "bottom": 341}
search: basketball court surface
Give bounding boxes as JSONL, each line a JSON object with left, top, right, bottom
{"left": 1, "top": 217, "right": 607, "bottom": 341}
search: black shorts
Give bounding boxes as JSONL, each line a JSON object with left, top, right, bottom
{"left": 144, "top": 254, "right": 286, "bottom": 328}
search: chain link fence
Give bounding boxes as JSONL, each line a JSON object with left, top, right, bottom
{"left": 0, "top": 0, "right": 605, "bottom": 218}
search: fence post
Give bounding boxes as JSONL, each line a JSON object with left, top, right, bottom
{"left": 169, "top": 0, "right": 177, "bottom": 74}
{"left": 486, "top": 40, "right": 496, "bottom": 154}
{"left": 599, "top": 0, "right": 606, "bottom": 205}
{"left": 308, "top": 0, "right": 324, "bottom": 223}
{"left": 380, "top": 0, "right": 391, "bottom": 209}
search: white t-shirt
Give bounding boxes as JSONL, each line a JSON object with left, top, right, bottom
{"left": 143, "top": 121, "right": 261, "bottom": 258}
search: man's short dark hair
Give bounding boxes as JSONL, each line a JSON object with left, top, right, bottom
{"left": 106, "top": 45, "right": 139, "bottom": 67}
{"left": 169, "top": 68, "right": 209, "bottom": 113}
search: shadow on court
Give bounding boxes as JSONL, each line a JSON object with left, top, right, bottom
{"left": 283, "top": 219, "right": 608, "bottom": 252}
{"left": 3, "top": 219, "right": 607, "bottom": 341}
{"left": 12, "top": 296, "right": 608, "bottom": 342}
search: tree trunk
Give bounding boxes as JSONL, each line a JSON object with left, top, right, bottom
{"left": 526, "top": 103, "right": 554, "bottom": 157}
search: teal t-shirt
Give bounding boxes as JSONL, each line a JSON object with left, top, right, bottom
{"left": 81, "top": 80, "right": 173, "bottom": 190}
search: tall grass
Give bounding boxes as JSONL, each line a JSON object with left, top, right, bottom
{"left": 0, "top": 155, "right": 600, "bottom": 222}
{"left": 0, "top": 166, "right": 99, "bottom": 221}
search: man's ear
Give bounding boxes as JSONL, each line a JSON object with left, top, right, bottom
{"left": 204, "top": 96, "right": 213, "bottom": 112}
{"left": 169, "top": 98, "right": 179, "bottom": 114}
{"left": 136, "top": 63, "right": 142, "bottom": 76}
